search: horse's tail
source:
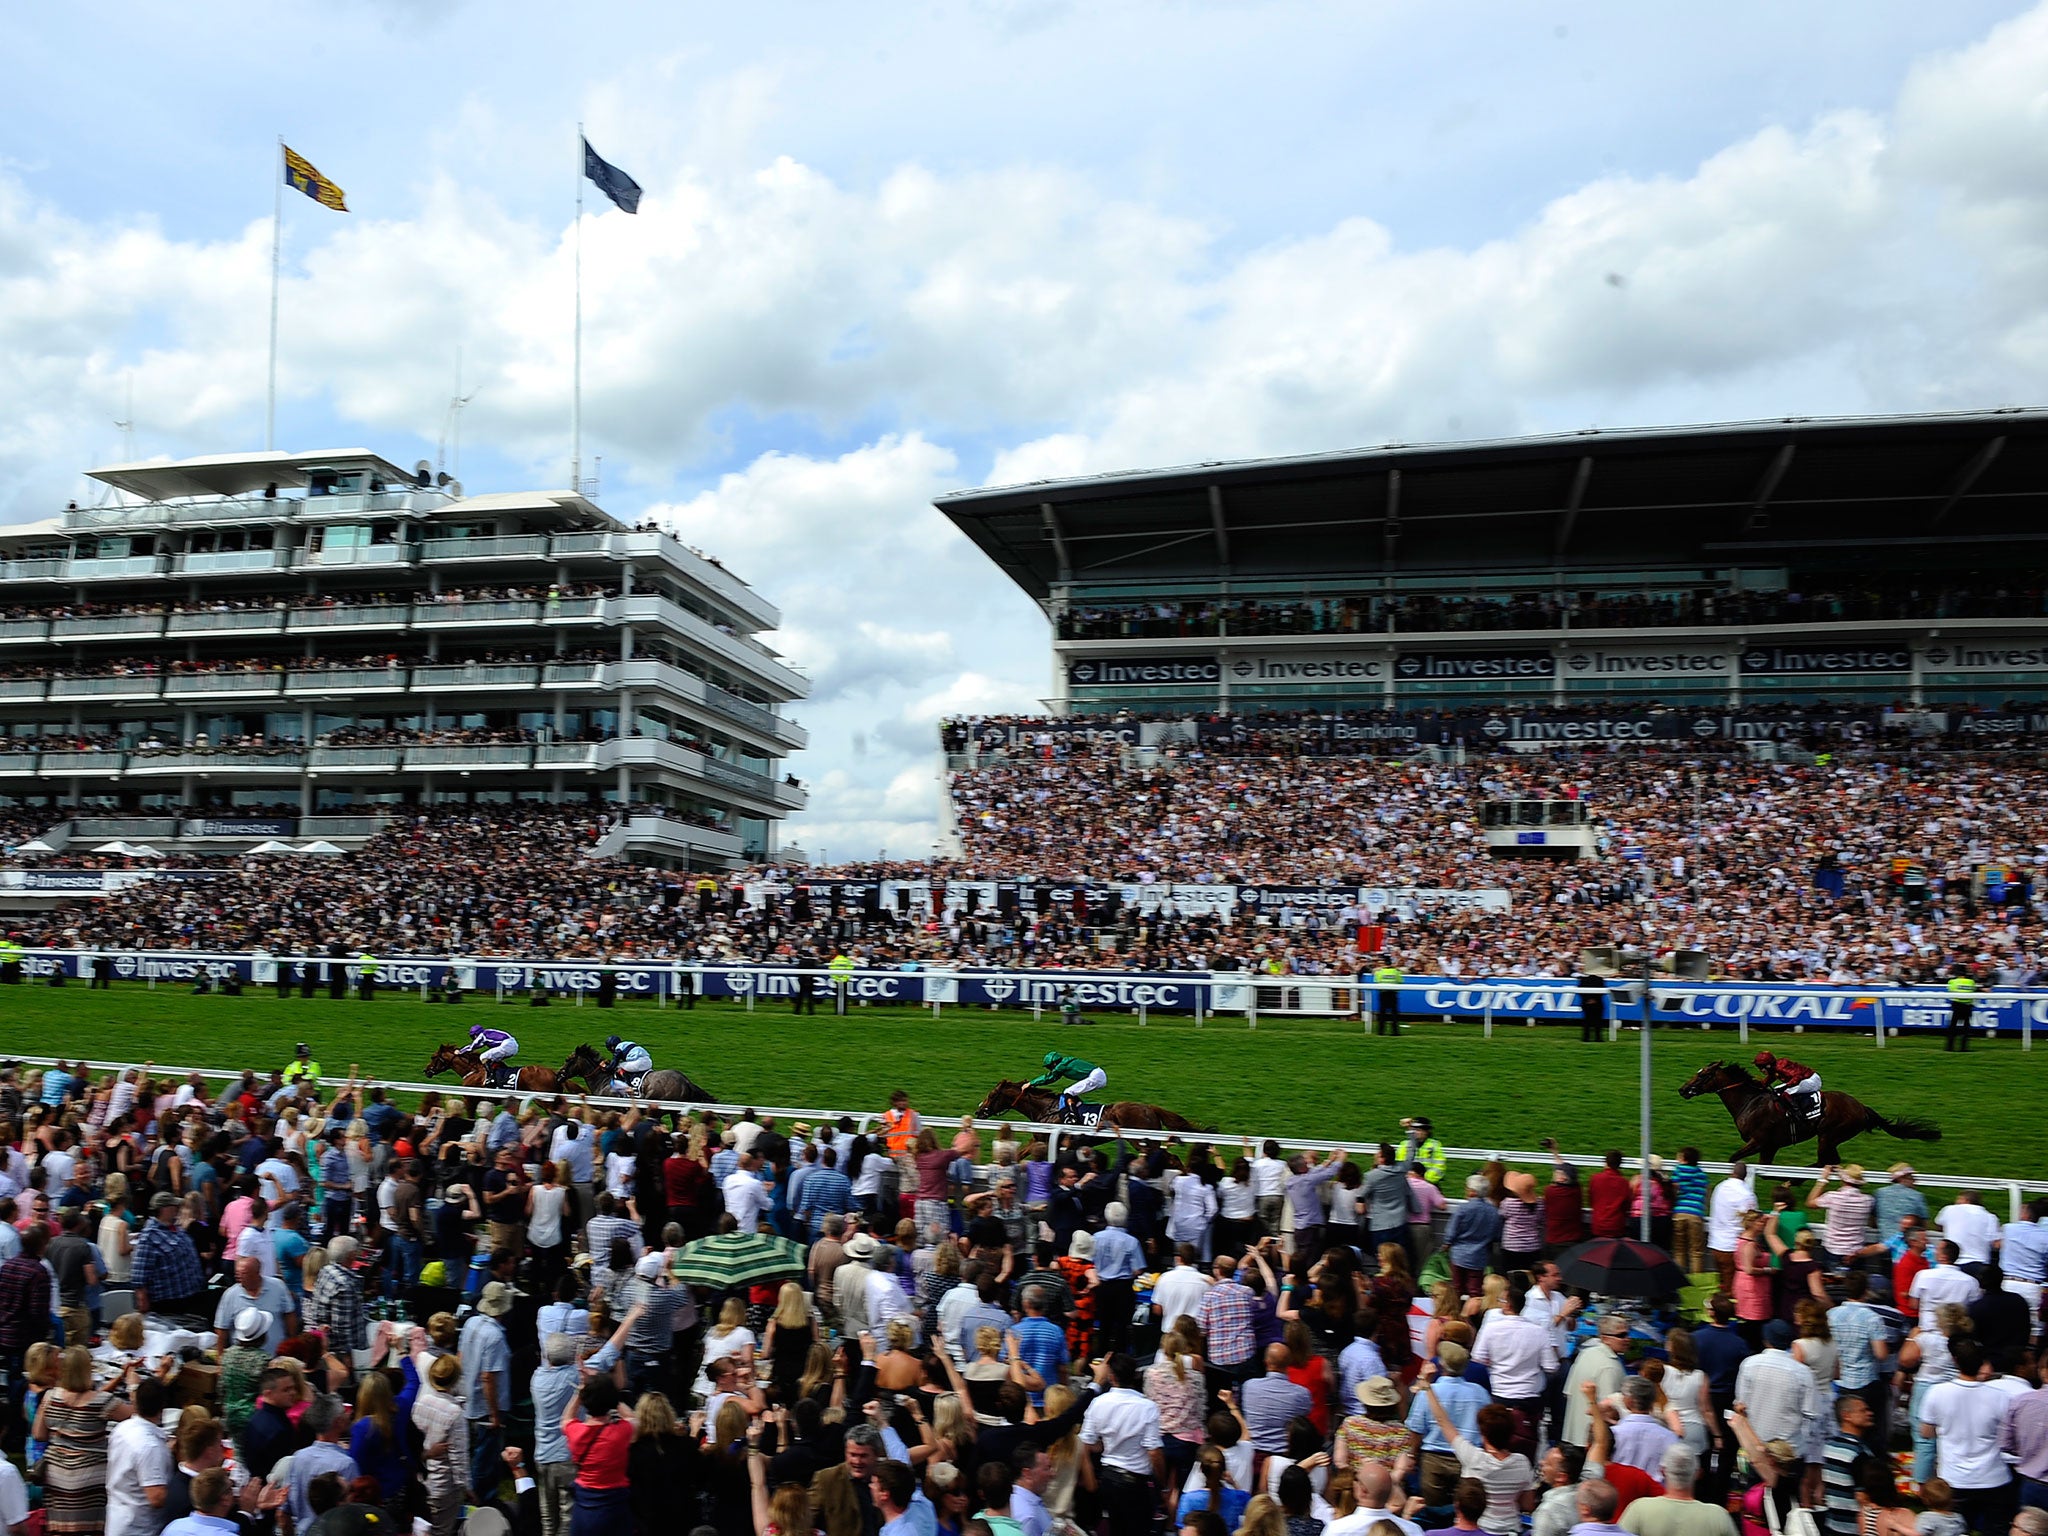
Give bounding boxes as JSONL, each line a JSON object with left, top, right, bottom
{"left": 1872, "top": 1109, "right": 1943, "bottom": 1142}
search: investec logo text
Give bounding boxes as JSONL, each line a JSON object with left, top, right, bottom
{"left": 1069, "top": 659, "right": 1222, "bottom": 685}
{"left": 1564, "top": 650, "right": 1728, "bottom": 675}
{"left": 1229, "top": 656, "right": 1384, "bottom": 681}
{"left": 1922, "top": 644, "right": 2048, "bottom": 671}
{"left": 1396, "top": 652, "right": 1555, "bottom": 679}
{"left": 725, "top": 970, "right": 903, "bottom": 1000}
{"left": 979, "top": 975, "right": 1187, "bottom": 1007}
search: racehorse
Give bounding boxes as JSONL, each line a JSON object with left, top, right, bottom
{"left": 559, "top": 1043, "right": 719, "bottom": 1105}
{"left": 1678, "top": 1060, "right": 1941, "bottom": 1166}
{"left": 422, "top": 1043, "right": 562, "bottom": 1093}
{"left": 975, "top": 1079, "right": 1210, "bottom": 1133}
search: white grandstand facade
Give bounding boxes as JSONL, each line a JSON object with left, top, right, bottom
{"left": 937, "top": 410, "right": 2048, "bottom": 723}
{"left": 0, "top": 448, "right": 806, "bottom": 868}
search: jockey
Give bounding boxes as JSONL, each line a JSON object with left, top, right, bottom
{"left": 1027, "top": 1051, "right": 1105, "bottom": 1122}
{"left": 1754, "top": 1049, "right": 1823, "bottom": 1122}
{"left": 468, "top": 1023, "right": 519, "bottom": 1087}
{"left": 605, "top": 1034, "right": 652, "bottom": 1092}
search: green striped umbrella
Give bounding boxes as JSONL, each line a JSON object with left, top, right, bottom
{"left": 670, "top": 1230, "right": 808, "bottom": 1289}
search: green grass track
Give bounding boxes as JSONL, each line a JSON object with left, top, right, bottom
{"left": 0, "top": 984, "right": 2040, "bottom": 1185}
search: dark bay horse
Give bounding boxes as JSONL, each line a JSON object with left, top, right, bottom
{"left": 1678, "top": 1060, "right": 1940, "bottom": 1165}
{"left": 560, "top": 1044, "right": 718, "bottom": 1104}
{"left": 423, "top": 1042, "right": 564, "bottom": 1093}
{"left": 976, "top": 1079, "right": 1209, "bottom": 1133}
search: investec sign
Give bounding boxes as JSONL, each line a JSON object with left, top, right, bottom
{"left": 1227, "top": 651, "right": 1387, "bottom": 683}
{"left": 1919, "top": 641, "right": 2048, "bottom": 673}
{"left": 1739, "top": 643, "right": 1911, "bottom": 675}
{"left": 1561, "top": 646, "right": 1731, "bottom": 679}
{"left": 1066, "top": 655, "right": 1222, "bottom": 688}
{"left": 1395, "top": 650, "right": 1554, "bottom": 680}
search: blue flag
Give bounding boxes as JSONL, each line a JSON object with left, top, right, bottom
{"left": 582, "top": 138, "right": 641, "bottom": 214}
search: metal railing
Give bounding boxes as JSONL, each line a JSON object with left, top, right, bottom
{"left": 163, "top": 673, "right": 283, "bottom": 697}
{"left": 286, "top": 668, "right": 409, "bottom": 691}
{"left": 420, "top": 536, "right": 548, "bottom": 561}
{"left": 0, "top": 680, "right": 47, "bottom": 700}
{"left": 167, "top": 610, "right": 285, "bottom": 634}
{"left": 403, "top": 744, "right": 534, "bottom": 767}
{"left": 176, "top": 550, "right": 287, "bottom": 575}
{"left": 0, "top": 620, "right": 49, "bottom": 642}
{"left": 306, "top": 746, "right": 403, "bottom": 769}
{"left": 49, "top": 675, "right": 161, "bottom": 697}
{"left": 411, "top": 600, "right": 541, "bottom": 625}
{"left": 52, "top": 614, "right": 164, "bottom": 639}
{"left": 127, "top": 751, "right": 306, "bottom": 772}
{"left": 287, "top": 604, "right": 413, "bottom": 629}
{"left": 410, "top": 665, "right": 541, "bottom": 689}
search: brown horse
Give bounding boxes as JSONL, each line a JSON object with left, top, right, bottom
{"left": 423, "top": 1043, "right": 563, "bottom": 1093}
{"left": 1678, "top": 1060, "right": 1940, "bottom": 1166}
{"left": 560, "top": 1043, "right": 719, "bottom": 1105}
{"left": 975, "top": 1079, "right": 1209, "bottom": 1134}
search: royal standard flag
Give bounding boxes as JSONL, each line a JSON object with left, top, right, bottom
{"left": 582, "top": 137, "right": 642, "bottom": 214}
{"left": 282, "top": 145, "right": 347, "bottom": 211}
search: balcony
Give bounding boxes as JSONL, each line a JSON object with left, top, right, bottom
{"left": 0, "top": 620, "right": 48, "bottom": 644}
{"left": 548, "top": 532, "right": 613, "bottom": 556}
{"left": 618, "top": 595, "right": 807, "bottom": 697}
{"left": 72, "top": 817, "right": 180, "bottom": 840}
{"left": 0, "top": 753, "right": 40, "bottom": 776}
{"left": 287, "top": 604, "right": 412, "bottom": 631}
{"left": 543, "top": 596, "right": 605, "bottom": 621}
{"left": 410, "top": 664, "right": 540, "bottom": 691}
{"left": 542, "top": 662, "right": 607, "bottom": 687}
{"left": 616, "top": 815, "right": 744, "bottom": 860}
{"left": 307, "top": 746, "right": 403, "bottom": 772}
{"left": 411, "top": 599, "right": 541, "bottom": 627}
{"left": 0, "top": 560, "right": 66, "bottom": 582}
{"left": 167, "top": 609, "right": 286, "bottom": 636}
{"left": 296, "top": 489, "right": 446, "bottom": 519}
{"left": 177, "top": 548, "right": 289, "bottom": 575}
{"left": 0, "top": 680, "right": 47, "bottom": 701}
{"left": 614, "top": 530, "right": 781, "bottom": 630}
{"left": 298, "top": 814, "right": 390, "bottom": 839}
{"left": 51, "top": 613, "right": 165, "bottom": 641}
{"left": 286, "top": 667, "right": 410, "bottom": 696}
{"left": 38, "top": 751, "right": 123, "bottom": 775}
{"left": 535, "top": 742, "right": 600, "bottom": 768}
{"left": 127, "top": 750, "right": 306, "bottom": 776}
{"left": 49, "top": 674, "right": 162, "bottom": 701}
{"left": 64, "top": 555, "right": 168, "bottom": 581}
{"left": 403, "top": 744, "right": 535, "bottom": 769}
{"left": 420, "top": 535, "right": 549, "bottom": 562}
{"left": 295, "top": 545, "right": 417, "bottom": 570}
{"left": 164, "top": 672, "right": 284, "bottom": 699}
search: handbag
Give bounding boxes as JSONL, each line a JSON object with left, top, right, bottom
{"left": 1759, "top": 1474, "right": 1822, "bottom": 1536}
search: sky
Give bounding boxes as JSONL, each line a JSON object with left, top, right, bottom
{"left": 4, "top": 1, "right": 2048, "bottom": 858}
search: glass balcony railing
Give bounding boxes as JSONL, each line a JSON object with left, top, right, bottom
{"left": 420, "top": 535, "right": 548, "bottom": 561}
{"left": 410, "top": 600, "right": 541, "bottom": 625}
{"left": 167, "top": 609, "right": 286, "bottom": 634}
{"left": 286, "top": 668, "right": 409, "bottom": 692}
{"left": 177, "top": 548, "right": 288, "bottom": 574}
{"left": 51, "top": 613, "right": 165, "bottom": 640}
{"left": 286, "top": 604, "right": 413, "bottom": 629}
{"left": 49, "top": 675, "right": 162, "bottom": 698}
{"left": 409, "top": 664, "right": 541, "bottom": 689}
{"left": 0, "top": 620, "right": 50, "bottom": 643}
{"left": 163, "top": 673, "right": 284, "bottom": 697}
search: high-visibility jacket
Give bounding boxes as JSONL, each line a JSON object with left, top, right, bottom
{"left": 0, "top": 940, "right": 23, "bottom": 965}
{"left": 829, "top": 953, "right": 856, "bottom": 983}
{"left": 881, "top": 1106, "right": 919, "bottom": 1155}
{"left": 1948, "top": 974, "right": 1978, "bottom": 997}
{"left": 357, "top": 953, "right": 380, "bottom": 978}
{"left": 282, "top": 1059, "right": 322, "bottom": 1084}
{"left": 1372, "top": 966, "right": 1403, "bottom": 989}
{"left": 1415, "top": 1136, "right": 1446, "bottom": 1186}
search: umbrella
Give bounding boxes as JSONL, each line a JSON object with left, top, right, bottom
{"left": 243, "top": 840, "right": 299, "bottom": 854}
{"left": 1553, "top": 1237, "right": 1687, "bottom": 1299}
{"left": 670, "top": 1231, "right": 807, "bottom": 1290}
{"left": 12, "top": 840, "right": 55, "bottom": 854}
{"left": 294, "top": 840, "right": 346, "bottom": 856}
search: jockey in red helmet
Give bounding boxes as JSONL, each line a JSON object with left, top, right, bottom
{"left": 1753, "top": 1048, "right": 1824, "bottom": 1124}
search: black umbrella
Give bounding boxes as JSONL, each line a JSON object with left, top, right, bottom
{"left": 1553, "top": 1237, "right": 1687, "bottom": 1299}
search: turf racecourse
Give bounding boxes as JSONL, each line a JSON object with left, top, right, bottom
{"left": 0, "top": 984, "right": 2039, "bottom": 1184}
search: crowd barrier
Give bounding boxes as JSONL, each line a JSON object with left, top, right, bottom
{"left": 7, "top": 947, "right": 2045, "bottom": 1043}
{"left": 5, "top": 1051, "right": 2042, "bottom": 1219}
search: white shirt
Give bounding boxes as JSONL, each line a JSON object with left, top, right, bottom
{"left": 1920, "top": 1377, "right": 2014, "bottom": 1489}
{"left": 1521, "top": 1286, "right": 1576, "bottom": 1357}
{"left": 723, "top": 1170, "right": 769, "bottom": 1232}
{"left": 106, "top": 1415, "right": 173, "bottom": 1536}
{"left": 236, "top": 1224, "right": 279, "bottom": 1281}
{"left": 1250, "top": 1157, "right": 1288, "bottom": 1198}
{"left": 1329, "top": 1511, "right": 1423, "bottom": 1536}
{"left": 1217, "top": 1177, "right": 1255, "bottom": 1220}
{"left": 1080, "top": 1385, "right": 1163, "bottom": 1475}
{"left": 1707, "top": 1178, "right": 1757, "bottom": 1252}
{"left": 1473, "top": 1311, "right": 1561, "bottom": 1399}
{"left": 1911, "top": 1264, "right": 1984, "bottom": 1329}
{"left": 1152, "top": 1265, "right": 1210, "bottom": 1334}
{"left": 0, "top": 1459, "right": 27, "bottom": 1533}
{"left": 41, "top": 1149, "right": 75, "bottom": 1193}
{"left": 549, "top": 1126, "right": 594, "bottom": 1184}
{"left": 731, "top": 1120, "right": 764, "bottom": 1156}
{"left": 1169, "top": 1176, "right": 1217, "bottom": 1239}
{"left": 604, "top": 1151, "right": 636, "bottom": 1200}
{"left": 1937, "top": 1203, "right": 2001, "bottom": 1266}
{"left": 376, "top": 1174, "right": 399, "bottom": 1232}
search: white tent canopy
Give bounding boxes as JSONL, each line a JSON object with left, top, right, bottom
{"left": 11, "top": 840, "right": 55, "bottom": 854}
{"left": 243, "top": 840, "right": 299, "bottom": 854}
{"left": 294, "top": 840, "right": 346, "bottom": 856}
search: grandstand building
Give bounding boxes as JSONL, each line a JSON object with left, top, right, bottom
{"left": 937, "top": 410, "right": 2048, "bottom": 726}
{"left": 0, "top": 449, "right": 806, "bottom": 866}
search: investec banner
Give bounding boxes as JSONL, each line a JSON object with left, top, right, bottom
{"left": 1919, "top": 640, "right": 2048, "bottom": 673}
{"left": 1066, "top": 655, "right": 1221, "bottom": 688}
{"left": 1740, "top": 643, "right": 1912, "bottom": 675}
{"left": 1464, "top": 710, "right": 1874, "bottom": 744}
{"left": 1227, "top": 650, "right": 1387, "bottom": 684}
{"left": 967, "top": 718, "right": 1144, "bottom": 750}
{"left": 1395, "top": 650, "right": 1555, "bottom": 681}
{"left": 1560, "top": 645, "right": 1732, "bottom": 681}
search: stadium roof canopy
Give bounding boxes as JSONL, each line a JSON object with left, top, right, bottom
{"left": 934, "top": 409, "right": 2048, "bottom": 599}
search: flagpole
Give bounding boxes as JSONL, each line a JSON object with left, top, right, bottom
{"left": 267, "top": 136, "right": 282, "bottom": 451}
{"left": 572, "top": 122, "right": 583, "bottom": 495}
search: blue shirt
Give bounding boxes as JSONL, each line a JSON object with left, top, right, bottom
{"left": 1405, "top": 1374, "right": 1486, "bottom": 1452}
{"left": 458, "top": 1313, "right": 512, "bottom": 1417}
{"left": 1242, "top": 1371, "right": 1314, "bottom": 1452}
{"left": 1671, "top": 1163, "right": 1710, "bottom": 1218}
{"left": 1827, "top": 1301, "right": 1886, "bottom": 1390}
{"left": 1339, "top": 1336, "right": 1388, "bottom": 1413}
{"left": 532, "top": 1334, "right": 622, "bottom": 1464}
{"left": 1444, "top": 1199, "right": 1502, "bottom": 1269}
{"left": 1692, "top": 1321, "right": 1752, "bottom": 1396}
{"left": 710, "top": 1148, "right": 739, "bottom": 1184}
{"left": 2002, "top": 1220, "right": 2048, "bottom": 1283}
{"left": 1012, "top": 1315, "right": 1069, "bottom": 1402}
{"left": 362, "top": 1101, "right": 402, "bottom": 1143}
{"left": 794, "top": 1168, "right": 852, "bottom": 1228}
{"left": 1092, "top": 1225, "right": 1143, "bottom": 1281}
{"left": 39, "top": 1070, "right": 74, "bottom": 1107}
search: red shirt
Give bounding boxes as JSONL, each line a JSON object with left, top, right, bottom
{"left": 1589, "top": 1170, "right": 1633, "bottom": 1238}
{"left": 564, "top": 1416, "right": 632, "bottom": 1488}
{"left": 1601, "top": 1462, "right": 1663, "bottom": 1513}
{"left": 1895, "top": 1249, "right": 1930, "bottom": 1306}
{"left": 1544, "top": 1184, "right": 1589, "bottom": 1246}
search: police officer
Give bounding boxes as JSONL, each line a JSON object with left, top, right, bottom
{"left": 829, "top": 950, "right": 856, "bottom": 1015}
{"left": 1946, "top": 965, "right": 1979, "bottom": 1052}
{"left": 1402, "top": 1116, "right": 1447, "bottom": 1187}
{"left": 356, "top": 950, "right": 379, "bottom": 1002}
{"left": 0, "top": 934, "right": 23, "bottom": 985}
{"left": 282, "top": 1043, "right": 321, "bottom": 1086}
{"left": 1371, "top": 956, "right": 1403, "bottom": 1036}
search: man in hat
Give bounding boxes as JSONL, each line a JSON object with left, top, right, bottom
{"left": 131, "top": 1192, "right": 206, "bottom": 1321}
{"left": 1806, "top": 1166, "right": 1883, "bottom": 1269}
{"left": 623, "top": 1251, "right": 691, "bottom": 1400}
{"left": 213, "top": 1255, "right": 294, "bottom": 1353}
{"left": 1875, "top": 1164, "right": 1929, "bottom": 1243}
{"left": 281, "top": 1043, "right": 320, "bottom": 1087}
{"left": 461, "top": 1283, "right": 515, "bottom": 1500}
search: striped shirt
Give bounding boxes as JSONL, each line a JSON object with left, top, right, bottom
{"left": 1827, "top": 1301, "right": 1886, "bottom": 1390}
{"left": 1670, "top": 1163, "right": 1709, "bottom": 1219}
